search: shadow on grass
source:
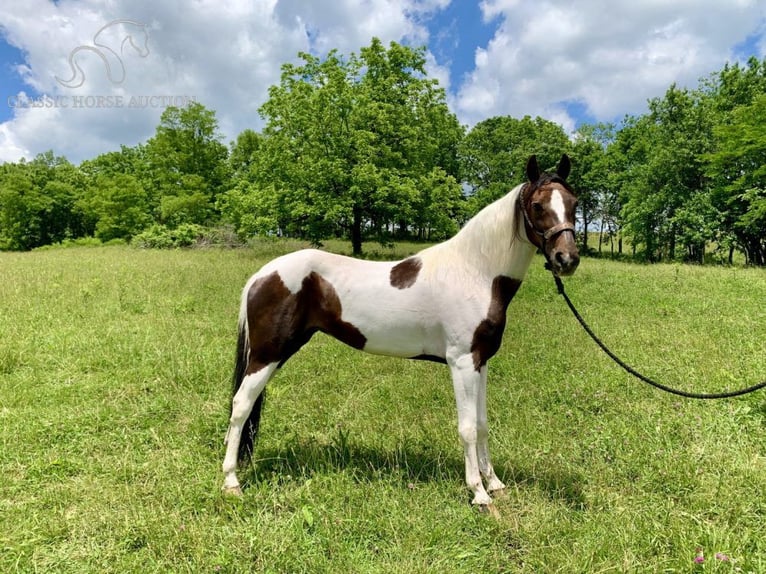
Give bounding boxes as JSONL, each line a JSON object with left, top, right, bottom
{"left": 240, "top": 432, "right": 586, "bottom": 509}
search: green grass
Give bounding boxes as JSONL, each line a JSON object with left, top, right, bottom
{"left": 1, "top": 242, "right": 766, "bottom": 573}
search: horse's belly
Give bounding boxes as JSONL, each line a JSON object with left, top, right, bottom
{"left": 361, "top": 322, "right": 444, "bottom": 359}
{"left": 338, "top": 302, "right": 444, "bottom": 359}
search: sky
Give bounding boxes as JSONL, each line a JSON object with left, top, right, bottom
{"left": 0, "top": 0, "right": 765, "bottom": 164}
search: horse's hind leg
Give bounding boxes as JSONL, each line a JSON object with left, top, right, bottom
{"left": 222, "top": 362, "right": 278, "bottom": 495}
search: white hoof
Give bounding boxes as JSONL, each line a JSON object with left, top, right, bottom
{"left": 222, "top": 485, "right": 243, "bottom": 497}
{"left": 471, "top": 490, "right": 493, "bottom": 506}
{"left": 487, "top": 478, "right": 506, "bottom": 493}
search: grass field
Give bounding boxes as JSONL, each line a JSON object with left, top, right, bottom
{"left": 1, "top": 241, "right": 766, "bottom": 573}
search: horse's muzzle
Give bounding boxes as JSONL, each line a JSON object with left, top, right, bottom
{"left": 550, "top": 249, "right": 580, "bottom": 276}
{"left": 544, "top": 227, "right": 579, "bottom": 277}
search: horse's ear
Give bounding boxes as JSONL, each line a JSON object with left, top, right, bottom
{"left": 556, "top": 154, "right": 571, "bottom": 180}
{"left": 526, "top": 155, "right": 540, "bottom": 182}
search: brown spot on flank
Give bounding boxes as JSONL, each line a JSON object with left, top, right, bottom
{"left": 246, "top": 271, "right": 366, "bottom": 372}
{"left": 301, "top": 271, "right": 367, "bottom": 350}
{"left": 390, "top": 257, "right": 422, "bottom": 289}
{"left": 470, "top": 276, "right": 522, "bottom": 371}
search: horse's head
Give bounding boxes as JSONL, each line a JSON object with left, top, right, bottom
{"left": 519, "top": 154, "right": 580, "bottom": 277}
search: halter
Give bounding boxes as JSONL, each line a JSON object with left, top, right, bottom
{"left": 518, "top": 182, "right": 576, "bottom": 252}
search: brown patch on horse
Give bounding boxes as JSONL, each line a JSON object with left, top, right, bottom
{"left": 302, "top": 271, "right": 368, "bottom": 350}
{"left": 470, "top": 276, "right": 522, "bottom": 371}
{"left": 245, "top": 271, "right": 367, "bottom": 372}
{"left": 390, "top": 257, "right": 422, "bottom": 289}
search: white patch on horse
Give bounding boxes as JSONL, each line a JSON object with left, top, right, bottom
{"left": 550, "top": 188, "right": 566, "bottom": 224}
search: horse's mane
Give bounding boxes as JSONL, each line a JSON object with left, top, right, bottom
{"left": 427, "top": 182, "right": 530, "bottom": 278}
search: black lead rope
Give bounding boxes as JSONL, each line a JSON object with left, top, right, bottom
{"left": 553, "top": 275, "right": 766, "bottom": 400}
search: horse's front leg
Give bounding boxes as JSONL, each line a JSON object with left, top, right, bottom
{"left": 450, "top": 355, "right": 492, "bottom": 506}
{"left": 477, "top": 365, "right": 505, "bottom": 493}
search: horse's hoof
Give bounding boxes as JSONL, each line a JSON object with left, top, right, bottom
{"left": 222, "top": 485, "right": 243, "bottom": 497}
{"left": 489, "top": 487, "right": 507, "bottom": 499}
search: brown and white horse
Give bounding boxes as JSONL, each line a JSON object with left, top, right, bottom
{"left": 222, "top": 154, "right": 580, "bottom": 506}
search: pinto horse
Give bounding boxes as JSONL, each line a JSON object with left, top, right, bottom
{"left": 222, "top": 154, "right": 580, "bottom": 505}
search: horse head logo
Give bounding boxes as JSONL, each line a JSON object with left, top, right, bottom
{"left": 56, "top": 19, "right": 150, "bottom": 88}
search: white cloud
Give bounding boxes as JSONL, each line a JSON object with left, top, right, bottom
{"left": 0, "top": 0, "right": 445, "bottom": 163}
{"left": 459, "top": 0, "right": 766, "bottom": 127}
{"left": 1, "top": 0, "right": 765, "bottom": 163}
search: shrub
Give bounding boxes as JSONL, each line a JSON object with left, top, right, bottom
{"left": 131, "top": 224, "right": 204, "bottom": 249}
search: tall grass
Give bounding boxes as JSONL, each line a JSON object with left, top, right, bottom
{"left": 1, "top": 244, "right": 765, "bottom": 573}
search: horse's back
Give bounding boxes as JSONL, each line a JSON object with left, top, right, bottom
{"left": 244, "top": 248, "right": 449, "bottom": 359}
{"left": 252, "top": 248, "right": 391, "bottom": 291}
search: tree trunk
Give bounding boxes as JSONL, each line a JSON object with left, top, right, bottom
{"left": 668, "top": 225, "right": 676, "bottom": 260}
{"left": 582, "top": 212, "right": 589, "bottom": 252}
{"left": 598, "top": 219, "right": 604, "bottom": 254}
{"left": 351, "top": 206, "right": 363, "bottom": 256}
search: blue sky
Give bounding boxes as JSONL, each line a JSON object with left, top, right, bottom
{"left": 0, "top": 42, "right": 25, "bottom": 120}
{"left": 1, "top": 0, "right": 764, "bottom": 163}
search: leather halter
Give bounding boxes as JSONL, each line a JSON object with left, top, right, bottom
{"left": 518, "top": 182, "right": 576, "bottom": 250}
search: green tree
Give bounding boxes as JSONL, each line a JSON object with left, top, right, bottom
{"left": 80, "top": 144, "right": 150, "bottom": 234}
{"left": 570, "top": 123, "right": 614, "bottom": 253}
{"left": 229, "top": 38, "right": 463, "bottom": 255}
{"left": 145, "top": 102, "right": 229, "bottom": 227}
{"left": 459, "top": 115, "right": 571, "bottom": 215}
{"left": 0, "top": 152, "right": 85, "bottom": 250}
{"left": 77, "top": 173, "right": 151, "bottom": 241}
{"left": 229, "top": 129, "right": 263, "bottom": 181}
{"left": 707, "top": 94, "right": 766, "bottom": 265}
{"left": 617, "top": 85, "right": 714, "bottom": 262}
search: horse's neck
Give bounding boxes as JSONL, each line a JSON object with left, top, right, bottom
{"left": 445, "top": 184, "right": 536, "bottom": 279}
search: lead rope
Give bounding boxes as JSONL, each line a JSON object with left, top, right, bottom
{"left": 553, "top": 275, "right": 766, "bottom": 399}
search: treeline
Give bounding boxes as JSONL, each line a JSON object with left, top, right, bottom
{"left": 1, "top": 38, "right": 765, "bottom": 265}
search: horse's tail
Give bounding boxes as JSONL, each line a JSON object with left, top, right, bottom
{"left": 231, "top": 316, "right": 264, "bottom": 465}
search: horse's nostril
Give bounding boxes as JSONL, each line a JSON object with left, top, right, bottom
{"left": 555, "top": 251, "right": 579, "bottom": 269}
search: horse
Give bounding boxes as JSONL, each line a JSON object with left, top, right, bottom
{"left": 222, "top": 154, "right": 580, "bottom": 506}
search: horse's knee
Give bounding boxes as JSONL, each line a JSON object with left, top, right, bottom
{"left": 457, "top": 421, "right": 477, "bottom": 445}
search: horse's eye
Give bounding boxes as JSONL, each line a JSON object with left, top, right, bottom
{"left": 532, "top": 202, "right": 543, "bottom": 214}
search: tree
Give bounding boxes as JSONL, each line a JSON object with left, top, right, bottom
{"left": 77, "top": 173, "right": 151, "bottom": 241}
{"left": 145, "top": 102, "right": 229, "bottom": 227}
{"left": 459, "top": 115, "right": 571, "bottom": 216}
{"left": 410, "top": 167, "right": 466, "bottom": 240}
{"left": 617, "top": 85, "right": 714, "bottom": 262}
{"left": 707, "top": 94, "right": 766, "bottom": 265}
{"left": 570, "top": 123, "right": 614, "bottom": 253}
{"left": 229, "top": 129, "right": 263, "bottom": 181}
{"left": 0, "top": 152, "right": 85, "bottom": 250}
{"left": 229, "top": 38, "right": 464, "bottom": 255}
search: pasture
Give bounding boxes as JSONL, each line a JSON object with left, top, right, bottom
{"left": 1, "top": 242, "right": 766, "bottom": 573}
